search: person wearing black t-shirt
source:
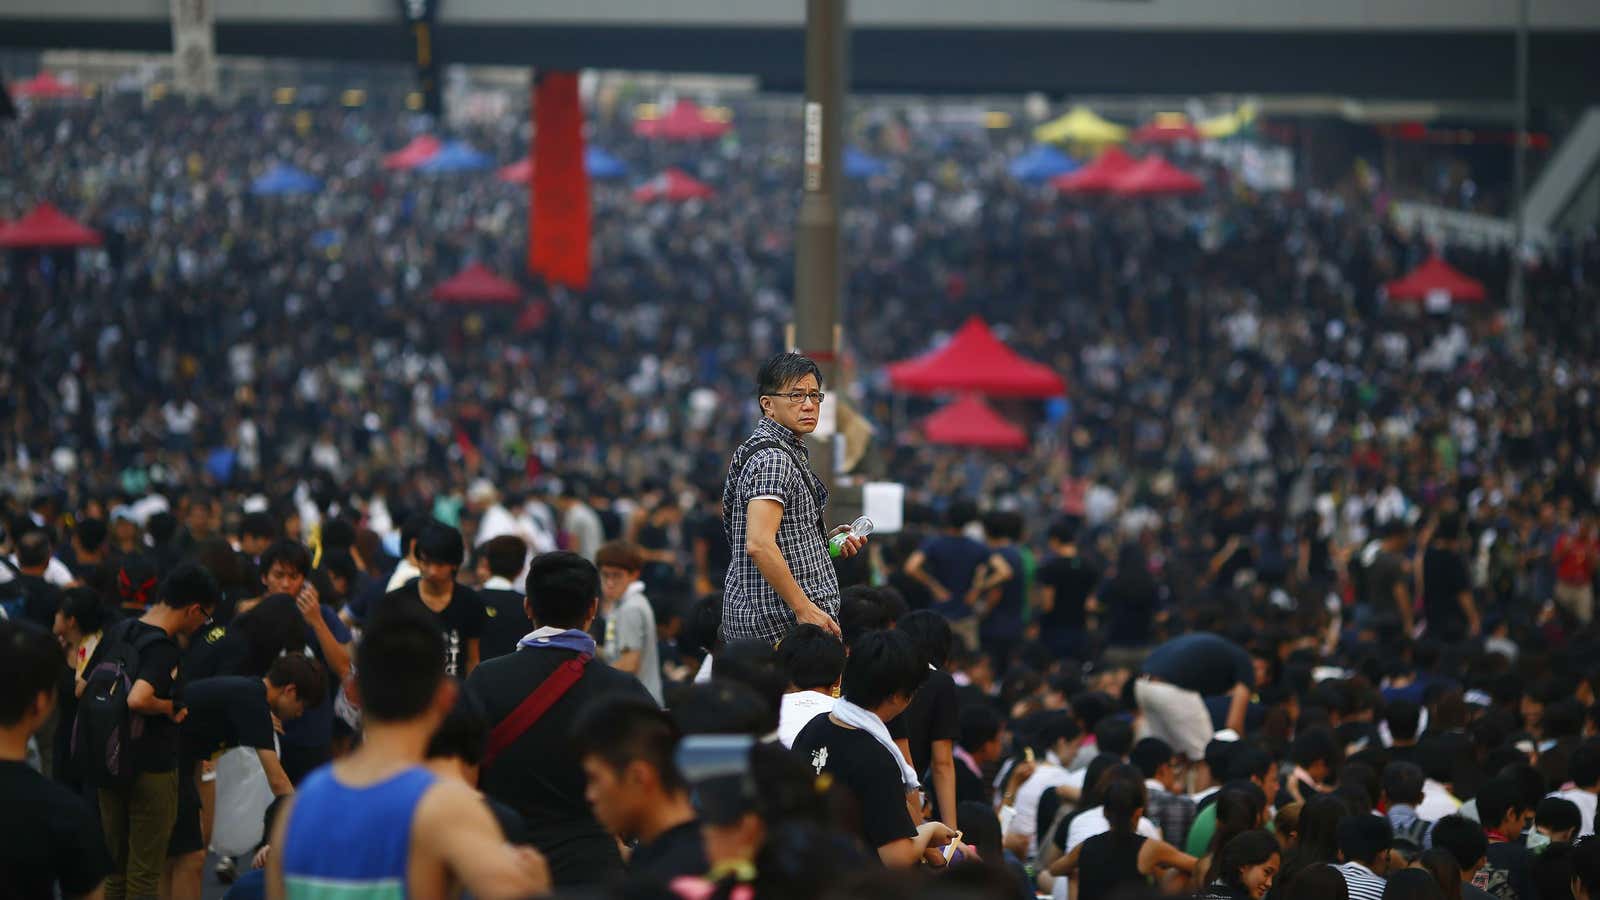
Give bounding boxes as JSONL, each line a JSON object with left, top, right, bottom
{"left": 380, "top": 522, "right": 486, "bottom": 677}
{"left": 1420, "top": 514, "right": 1481, "bottom": 644}
{"left": 792, "top": 629, "right": 957, "bottom": 868}
{"left": 0, "top": 620, "right": 112, "bottom": 900}
{"left": 1035, "top": 519, "right": 1101, "bottom": 661}
{"left": 574, "top": 694, "right": 708, "bottom": 883}
{"left": 890, "top": 610, "right": 962, "bottom": 830}
{"left": 476, "top": 535, "right": 532, "bottom": 662}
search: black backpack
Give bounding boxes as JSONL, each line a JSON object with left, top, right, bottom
{"left": 72, "top": 618, "right": 171, "bottom": 786}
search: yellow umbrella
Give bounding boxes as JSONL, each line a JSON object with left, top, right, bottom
{"left": 1197, "top": 102, "right": 1258, "bottom": 140}
{"left": 1034, "top": 106, "right": 1129, "bottom": 145}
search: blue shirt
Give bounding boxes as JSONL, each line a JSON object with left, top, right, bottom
{"left": 919, "top": 533, "right": 989, "bottom": 621}
{"left": 281, "top": 605, "right": 352, "bottom": 750}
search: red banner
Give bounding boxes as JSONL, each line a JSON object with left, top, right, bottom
{"left": 528, "top": 71, "right": 591, "bottom": 289}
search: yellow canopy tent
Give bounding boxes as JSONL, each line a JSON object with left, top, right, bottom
{"left": 1197, "top": 102, "right": 1259, "bottom": 140}
{"left": 1034, "top": 106, "right": 1129, "bottom": 145}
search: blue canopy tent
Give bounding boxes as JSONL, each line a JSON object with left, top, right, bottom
{"left": 418, "top": 141, "right": 493, "bottom": 173}
{"left": 844, "top": 147, "right": 890, "bottom": 179}
{"left": 1008, "top": 145, "right": 1078, "bottom": 182}
{"left": 251, "top": 163, "right": 322, "bottom": 196}
{"left": 584, "top": 146, "right": 629, "bottom": 180}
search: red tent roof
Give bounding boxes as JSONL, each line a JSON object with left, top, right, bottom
{"left": 497, "top": 158, "right": 533, "bottom": 184}
{"left": 1109, "top": 157, "right": 1205, "bottom": 196}
{"left": 632, "top": 100, "right": 732, "bottom": 141}
{"left": 0, "top": 202, "right": 102, "bottom": 248}
{"left": 1051, "top": 146, "right": 1135, "bottom": 193}
{"left": 921, "top": 395, "right": 1029, "bottom": 451}
{"left": 1132, "top": 114, "right": 1203, "bottom": 144}
{"left": 431, "top": 263, "right": 522, "bottom": 304}
{"left": 14, "top": 72, "right": 80, "bottom": 100}
{"left": 633, "top": 168, "right": 715, "bottom": 203}
{"left": 383, "top": 135, "right": 441, "bottom": 171}
{"left": 887, "top": 317, "right": 1066, "bottom": 398}
{"left": 1384, "top": 255, "right": 1487, "bottom": 304}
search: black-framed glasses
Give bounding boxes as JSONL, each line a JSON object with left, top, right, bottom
{"left": 766, "top": 390, "right": 825, "bottom": 406}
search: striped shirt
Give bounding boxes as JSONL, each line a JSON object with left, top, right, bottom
{"left": 1335, "top": 862, "right": 1388, "bottom": 900}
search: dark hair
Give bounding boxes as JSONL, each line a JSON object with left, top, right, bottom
{"left": 1337, "top": 814, "right": 1394, "bottom": 866}
{"left": 1103, "top": 778, "right": 1148, "bottom": 834}
{"left": 15, "top": 528, "right": 51, "bottom": 569}
{"left": 1572, "top": 837, "right": 1600, "bottom": 898}
{"left": 0, "top": 621, "right": 63, "bottom": 725}
{"left": 671, "top": 680, "right": 773, "bottom": 736}
{"left": 240, "top": 511, "right": 278, "bottom": 542}
{"left": 414, "top": 522, "right": 465, "bottom": 568}
{"left": 841, "top": 630, "right": 928, "bottom": 711}
{"left": 147, "top": 511, "right": 178, "bottom": 544}
{"left": 957, "top": 801, "right": 1003, "bottom": 863}
{"left": 259, "top": 540, "right": 312, "bottom": 580}
{"left": 1048, "top": 518, "right": 1081, "bottom": 545}
{"left": 1383, "top": 761, "right": 1426, "bottom": 808}
{"left": 896, "top": 609, "right": 954, "bottom": 670}
{"left": 757, "top": 352, "right": 823, "bottom": 398}
{"left": 356, "top": 609, "right": 446, "bottom": 722}
{"left": 1384, "top": 868, "right": 1446, "bottom": 900}
{"left": 1429, "top": 816, "right": 1488, "bottom": 870}
{"left": 319, "top": 518, "right": 354, "bottom": 551}
{"left": 1287, "top": 862, "right": 1351, "bottom": 900}
{"left": 400, "top": 514, "right": 433, "bottom": 559}
{"left": 1477, "top": 776, "right": 1527, "bottom": 831}
{"left": 1214, "top": 830, "right": 1281, "bottom": 889}
{"left": 779, "top": 624, "right": 845, "bottom": 692}
{"left": 1131, "top": 737, "right": 1176, "bottom": 779}
{"left": 1573, "top": 742, "right": 1600, "bottom": 789}
{"left": 1095, "top": 715, "right": 1135, "bottom": 759}
{"left": 480, "top": 535, "right": 527, "bottom": 580}
{"left": 959, "top": 705, "right": 1004, "bottom": 753}
{"left": 1292, "top": 726, "right": 1339, "bottom": 769}
{"left": 58, "top": 587, "right": 108, "bottom": 635}
{"left": 714, "top": 639, "right": 785, "bottom": 733}
{"left": 159, "top": 563, "right": 221, "bottom": 612}
{"left": 945, "top": 501, "right": 978, "bottom": 531}
{"left": 265, "top": 654, "right": 328, "bottom": 709}
{"left": 983, "top": 511, "right": 1023, "bottom": 542}
{"left": 74, "top": 518, "right": 108, "bottom": 554}
{"left": 838, "top": 586, "right": 892, "bottom": 645}
{"left": 1387, "top": 698, "right": 1423, "bottom": 743}
{"left": 1211, "top": 785, "right": 1268, "bottom": 857}
{"left": 1417, "top": 848, "right": 1463, "bottom": 900}
{"left": 231, "top": 595, "right": 308, "bottom": 675}
{"left": 1290, "top": 794, "right": 1353, "bottom": 868}
{"left": 1537, "top": 797, "right": 1582, "bottom": 834}
{"left": 426, "top": 687, "right": 488, "bottom": 765}
{"left": 572, "top": 694, "right": 686, "bottom": 793}
{"left": 595, "top": 540, "right": 645, "bottom": 573}
{"left": 524, "top": 552, "right": 598, "bottom": 629}
{"left": 320, "top": 550, "right": 358, "bottom": 588}
{"left": 1340, "top": 762, "right": 1382, "bottom": 812}
{"left": 1227, "top": 744, "right": 1274, "bottom": 783}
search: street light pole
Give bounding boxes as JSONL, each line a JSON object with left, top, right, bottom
{"left": 794, "top": 0, "right": 847, "bottom": 496}
{"left": 1509, "top": 0, "right": 1530, "bottom": 347}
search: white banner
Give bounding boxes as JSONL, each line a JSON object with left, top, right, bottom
{"left": 170, "top": 0, "right": 217, "bottom": 97}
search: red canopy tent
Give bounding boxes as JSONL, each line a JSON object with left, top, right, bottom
{"left": 496, "top": 158, "right": 533, "bottom": 184}
{"left": 887, "top": 317, "right": 1066, "bottom": 398}
{"left": 1051, "top": 146, "right": 1135, "bottom": 193}
{"left": 633, "top": 168, "right": 715, "bottom": 203}
{"left": 13, "top": 72, "right": 80, "bottom": 100}
{"left": 1109, "top": 157, "right": 1205, "bottom": 196}
{"left": 1132, "top": 114, "right": 1203, "bottom": 144}
{"left": 0, "top": 202, "right": 102, "bottom": 248}
{"left": 383, "top": 135, "right": 441, "bottom": 171}
{"left": 921, "top": 395, "right": 1029, "bottom": 451}
{"left": 431, "top": 263, "right": 522, "bottom": 305}
{"left": 632, "top": 100, "right": 732, "bottom": 141}
{"left": 1384, "top": 255, "right": 1487, "bottom": 305}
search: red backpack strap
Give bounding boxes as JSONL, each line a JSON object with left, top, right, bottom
{"left": 483, "top": 654, "right": 591, "bottom": 769}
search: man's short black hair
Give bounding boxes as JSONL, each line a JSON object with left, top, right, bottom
{"left": 714, "top": 639, "right": 785, "bottom": 733}
{"left": 897, "top": 609, "right": 954, "bottom": 670}
{"left": 756, "top": 352, "right": 823, "bottom": 398}
{"left": 240, "top": 511, "right": 278, "bottom": 541}
{"left": 74, "top": 518, "right": 108, "bottom": 554}
{"left": 960, "top": 705, "right": 1004, "bottom": 753}
{"left": 946, "top": 502, "right": 978, "bottom": 531}
{"left": 1477, "top": 776, "right": 1528, "bottom": 831}
{"left": 1291, "top": 726, "right": 1338, "bottom": 768}
{"left": 58, "top": 587, "right": 108, "bottom": 635}
{"left": 426, "top": 686, "right": 488, "bottom": 765}
{"left": 259, "top": 540, "right": 312, "bottom": 579}
{"left": 160, "top": 563, "right": 221, "bottom": 612}
{"left": 1337, "top": 814, "right": 1394, "bottom": 866}
{"left": 839, "top": 586, "right": 892, "bottom": 645}
{"left": 524, "top": 552, "right": 599, "bottom": 629}
{"left": 1537, "top": 797, "right": 1582, "bottom": 834}
{"left": 983, "top": 511, "right": 1023, "bottom": 542}
{"left": 15, "top": 528, "right": 50, "bottom": 569}
{"left": 1227, "top": 744, "right": 1274, "bottom": 783}
{"left": 573, "top": 694, "right": 686, "bottom": 793}
{"left": 1430, "top": 815, "right": 1488, "bottom": 870}
{"left": 320, "top": 550, "right": 358, "bottom": 587}
{"left": 1386, "top": 698, "right": 1423, "bottom": 743}
{"left": 414, "top": 522, "right": 465, "bottom": 569}
{"left": 1571, "top": 741, "right": 1600, "bottom": 789}
{"left": 481, "top": 535, "right": 527, "bottom": 580}
{"left": 1131, "top": 737, "right": 1176, "bottom": 779}
{"left": 779, "top": 624, "right": 845, "bottom": 692}
{"left": 671, "top": 680, "right": 773, "bottom": 737}
{"left": 400, "top": 513, "right": 434, "bottom": 559}
{"left": 1383, "top": 761, "right": 1426, "bottom": 808}
{"left": 1048, "top": 518, "right": 1081, "bottom": 545}
{"left": 1095, "top": 716, "right": 1135, "bottom": 759}
{"left": 265, "top": 654, "right": 328, "bottom": 709}
{"left": 0, "top": 621, "right": 64, "bottom": 725}
{"left": 841, "top": 629, "right": 928, "bottom": 711}
{"left": 320, "top": 518, "right": 356, "bottom": 552}
{"left": 357, "top": 608, "right": 446, "bottom": 723}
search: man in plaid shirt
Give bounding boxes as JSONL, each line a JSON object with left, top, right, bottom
{"left": 1131, "top": 737, "right": 1199, "bottom": 848}
{"left": 721, "top": 353, "right": 865, "bottom": 645}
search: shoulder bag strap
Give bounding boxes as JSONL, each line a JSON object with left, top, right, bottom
{"left": 482, "top": 654, "right": 591, "bottom": 769}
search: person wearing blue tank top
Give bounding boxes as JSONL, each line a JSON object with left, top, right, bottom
{"left": 269, "top": 611, "right": 550, "bottom": 900}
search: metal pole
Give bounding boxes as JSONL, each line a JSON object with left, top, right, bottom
{"left": 1509, "top": 0, "right": 1530, "bottom": 345}
{"left": 795, "top": 0, "right": 847, "bottom": 497}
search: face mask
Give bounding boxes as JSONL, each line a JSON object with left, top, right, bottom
{"left": 1527, "top": 830, "right": 1551, "bottom": 853}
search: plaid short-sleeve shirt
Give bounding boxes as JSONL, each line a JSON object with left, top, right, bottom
{"left": 720, "top": 417, "right": 840, "bottom": 645}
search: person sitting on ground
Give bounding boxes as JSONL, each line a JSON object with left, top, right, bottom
{"left": 775, "top": 623, "right": 843, "bottom": 748}
{"left": 1048, "top": 778, "right": 1198, "bottom": 900}
{"left": 1197, "top": 829, "right": 1283, "bottom": 900}
{"left": 1335, "top": 813, "right": 1397, "bottom": 900}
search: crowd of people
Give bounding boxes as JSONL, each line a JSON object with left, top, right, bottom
{"left": 1, "top": 80, "right": 1599, "bottom": 900}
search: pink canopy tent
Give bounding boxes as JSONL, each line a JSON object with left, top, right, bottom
{"left": 633, "top": 168, "right": 715, "bottom": 203}
{"left": 496, "top": 158, "right": 533, "bottom": 183}
{"left": 921, "top": 395, "right": 1029, "bottom": 451}
{"left": 1109, "top": 157, "right": 1205, "bottom": 196}
{"left": 887, "top": 317, "right": 1066, "bottom": 398}
{"left": 431, "top": 263, "right": 522, "bottom": 305}
{"left": 1132, "top": 115, "right": 1203, "bottom": 144}
{"left": 13, "top": 72, "right": 80, "bottom": 100}
{"left": 632, "top": 100, "right": 732, "bottom": 141}
{"left": 0, "top": 202, "right": 102, "bottom": 248}
{"left": 383, "top": 135, "right": 442, "bottom": 171}
{"left": 1050, "top": 146, "right": 1135, "bottom": 193}
{"left": 1384, "top": 256, "right": 1487, "bottom": 305}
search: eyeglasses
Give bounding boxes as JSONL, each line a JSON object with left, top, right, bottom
{"left": 766, "top": 391, "right": 826, "bottom": 406}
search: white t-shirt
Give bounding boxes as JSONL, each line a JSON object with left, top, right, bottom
{"left": 1417, "top": 779, "right": 1462, "bottom": 822}
{"left": 1064, "top": 806, "right": 1162, "bottom": 853}
{"left": 778, "top": 691, "right": 837, "bottom": 748}
{"left": 1007, "top": 764, "right": 1087, "bottom": 855}
{"left": 0, "top": 556, "right": 74, "bottom": 588}
{"left": 1550, "top": 788, "right": 1598, "bottom": 837}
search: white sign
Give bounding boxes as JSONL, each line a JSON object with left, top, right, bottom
{"left": 813, "top": 388, "right": 837, "bottom": 437}
{"left": 803, "top": 101, "right": 822, "bottom": 191}
{"left": 1425, "top": 288, "right": 1452, "bottom": 313}
{"left": 862, "top": 482, "right": 905, "bottom": 534}
{"left": 170, "top": 0, "right": 217, "bottom": 97}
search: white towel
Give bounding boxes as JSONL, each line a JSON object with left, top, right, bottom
{"left": 833, "top": 698, "right": 919, "bottom": 791}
